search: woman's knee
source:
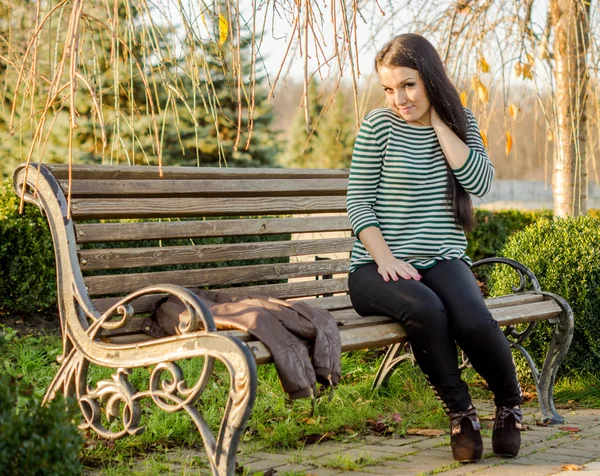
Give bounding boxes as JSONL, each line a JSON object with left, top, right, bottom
{"left": 451, "top": 304, "right": 499, "bottom": 340}
{"left": 400, "top": 296, "right": 448, "bottom": 333}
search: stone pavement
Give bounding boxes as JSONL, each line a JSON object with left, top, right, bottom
{"left": 121, "top": 402, "right": 600, "bottom": 475}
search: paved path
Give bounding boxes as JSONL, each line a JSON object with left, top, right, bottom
{"left": 114, "top": 402, "right": 600, "bottom": 475}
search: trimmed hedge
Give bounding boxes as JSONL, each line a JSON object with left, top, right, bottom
{"left": 466, "top": 209, "right": 554, "bottom": 263}
{"left": 490, "top": 215, "right": 600, "bottom": 375}
{"left": 0, "top": 179, "right": 57, "bottom": 313}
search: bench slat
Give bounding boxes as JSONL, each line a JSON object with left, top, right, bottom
{"left": 97, "top": 299, "right": 560, "bottom": 344}
{"left": 91, "top": 278, "right": 351, "bottom": 313}
{"left": 70, "top": 196, "right": 347, "bottom": 219}
{"left": 102, "top": 322, "right": 407, "bottom": 362}
{"left": 90, "top": 284, "right": 546, "bottom": 317}
{"left": 79, "top": 237, "right": 354, "bottom": 270}
{"left": 47, "top": 164, "right": 349, "bottom": 180}
{"left": 75, "top": 216, "right": 352, "bottom": 244}
{"left": 60, "top": 179, "right": 349, "bottom": 198}
{"left": 84, "top": 259, "right": 351, "bottom": 296}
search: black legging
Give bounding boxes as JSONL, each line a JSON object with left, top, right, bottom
{"left": 348, "top": 259, "right": 522, "bottom": 413}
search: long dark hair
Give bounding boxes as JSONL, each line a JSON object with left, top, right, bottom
{"left": 375, "top": 33, "right": 476, "bottom": 232}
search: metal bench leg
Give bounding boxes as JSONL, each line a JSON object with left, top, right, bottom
{"left": 372, "top": 342, "right": 415, "bottom": 390}
{"left": 536, "top": 292, "right": 574, "bottom": 424}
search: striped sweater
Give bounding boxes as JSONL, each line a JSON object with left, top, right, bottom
{"left": 346, "top": 107, "right": 494, "bottom": 273}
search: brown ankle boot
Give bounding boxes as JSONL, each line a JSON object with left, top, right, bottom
{"left": 492, "top": 405, "right": 523, "bottom": 457}
{"left": 450, "top": 406, "right": 483, "bottom": 463}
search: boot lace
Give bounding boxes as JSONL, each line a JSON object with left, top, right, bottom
{"left": 450, "top": 405, "right": 481, "bottom": 435}
{"left": 495, "top": 405, "right": 524, "bottom": 430}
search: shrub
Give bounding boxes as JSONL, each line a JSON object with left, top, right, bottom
{"left": 489, "top": 215, "right": 600, "bottom": 375}
{"left": 0, "top": 179, "right": 57, "bottom": 313}
{"left": 0, "top": 373, "right": 82, "bottom": 475}
{"left": 467, "top": 209, "right": 553, "bottom": 263}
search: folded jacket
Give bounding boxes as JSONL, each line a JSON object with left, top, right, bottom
{"left": 143, "top": 289, "right": 341, "bottom": 400}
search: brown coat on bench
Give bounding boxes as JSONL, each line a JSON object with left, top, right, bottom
{"left": 145, "top": 289, "right": 342, "bottom": 400}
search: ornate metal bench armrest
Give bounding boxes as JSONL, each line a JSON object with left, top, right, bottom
{"left": 86, "top": 284, "right": 217, "bottom": 340}
{"left": 471, "top": 257, "right": 541, "bottom": 293}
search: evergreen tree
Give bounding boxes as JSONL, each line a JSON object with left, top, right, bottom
{"left": 283, "top": 83, "right": 355, "bottom": 169}
{"left": 158, "top": 35, "right": 280, "bottom": 168}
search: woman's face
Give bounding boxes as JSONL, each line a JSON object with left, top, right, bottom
{"left": 378, "top": 65, "right": 431, "bottom": 126}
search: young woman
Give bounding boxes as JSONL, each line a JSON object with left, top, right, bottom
{"left": 346, "top": 33, "right": 523, "bottom": 462}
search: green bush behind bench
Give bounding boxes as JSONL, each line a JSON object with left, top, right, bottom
{"left": 2, "top": 179, "right": 599, "bottom": 374}
{"left": 0, "top": 179, "right": 57, "bottom": 314}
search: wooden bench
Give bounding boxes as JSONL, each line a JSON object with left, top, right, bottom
{"left": 13, "top": 163, "right": 574, "bottom": 476}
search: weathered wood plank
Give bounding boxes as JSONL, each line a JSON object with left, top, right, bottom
{"left": 84, "top": 259, "right": 351, "bottom": 296}
{"left": 60, "top": 179, "right": 349, "bottom": 198}
{"left": 97, "top": 309, "right": 392, "bottom": 338}
{"left": 97, "top": 298, "right": 561, "bottom": 347}
{"left": 492, "top": 300, "right": 561, "bottom": 325}
{"left": 485, "top": 293, "right": 545, "bottom": 309}
{"left": 46, "top": 164, "right": 349, "bottom": 180}
{"left": 91, "top": 287, "right": 547, "bottom": 319}
{"left": 79, "top": 237, "right": 355, "bottom": 270}
{"left": 75, "top": 216, "right": 352, "bottom": 243}
{"left": 91, "top": 278, "right": 351, "bottom": 313}
{"left": 70, "top": 196, "right": 347, "bottom": 219}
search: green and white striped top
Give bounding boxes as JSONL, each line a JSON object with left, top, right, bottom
{"left": 346, "top": 107, "right": 494, "bottom": 273}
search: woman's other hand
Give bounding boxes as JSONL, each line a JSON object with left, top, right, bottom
{"left": 430, "top": 107, "right": 444, "bottom": 128}
{"left": 377, "top": 257, "right": 422, "bottom": 282}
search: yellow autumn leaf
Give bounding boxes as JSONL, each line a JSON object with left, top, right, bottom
{"left": 509, "top": 104, "right": 518, "bottom": 120}
{"left": 547, "top": 130, "right": 554, "bottom": 141}
{"left": 522, "top": 63, "right": 533, "bottom": 79}
{"left": 480, "top": 130, "right": 488, "bottom": 148}
{"left": 526, "top": 53, "right": 535, "bottom": 64}
{"left": 478, "top": 84, "right": 489, "bottom": 102}
{"left": 514, "top": 63, "right": 522, "bottom": 77}
{"left": 219, "top": 14, "right": 228, "bottom": 46}
{"left": 471, "top": 77, "right": 489, "bottom": 103}
{"left": 460, "top": 91, "right": 468, "bottom": 107}
{"left": 506, "top": 131, "right": 513, "bottom": 155}
{"left": 479, "top": 56, "right": 490, "bottom": 73}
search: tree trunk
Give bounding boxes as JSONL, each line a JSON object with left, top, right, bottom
{"left": 551, "top": 0, "right": 591, "bottom": 217}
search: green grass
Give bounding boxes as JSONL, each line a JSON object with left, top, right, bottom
{"left": 1, "top": 323, "right": 599, "bottom": 474}
{"left": 554, "top": 371, "right": 600, "bottom": 408}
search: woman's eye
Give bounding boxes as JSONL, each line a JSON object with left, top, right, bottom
{"left": 405, "top": 83, "right": 414, "bottom": 88}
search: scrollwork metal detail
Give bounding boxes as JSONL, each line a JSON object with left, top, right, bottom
{"left": 79, "top": 368, "right": 143, "bottom": 439}
{"left": 372, "top": 342, "right": 415, "bottom": 390}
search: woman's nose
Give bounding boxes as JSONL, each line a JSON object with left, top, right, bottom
{"left": 394, "top": 91, "right": 407, "bottom": 106}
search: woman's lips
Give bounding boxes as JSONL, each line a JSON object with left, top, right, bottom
{"left": 400, "top": 106, "right": 413, "bottom": 113}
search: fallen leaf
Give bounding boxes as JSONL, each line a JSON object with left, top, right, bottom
{"left": 561, "top": 464, "right": 584, "bottom": 471}
{"left": 558, "top": 426, "right": 581, "bottom": 433}
{"left": 406, "top": 428, "right": 446, "bottom": 436}
{"left": 522, "top": 391, "right": 535, "bottom": 403}
{"left": 301, "top": 431, "right": 335, "bottom": 445}
{"left": 460, "top": 91, "right": 468, "bottom": 107}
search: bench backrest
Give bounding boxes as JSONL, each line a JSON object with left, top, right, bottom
{"left": 43, "top": 164, "right": 354, "bottom": 316}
